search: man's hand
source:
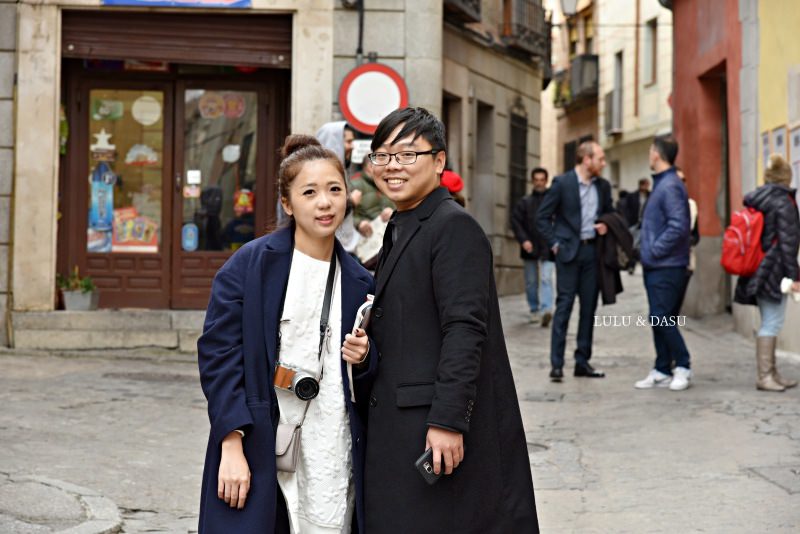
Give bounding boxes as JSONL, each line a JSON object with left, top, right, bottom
{"left": 594, "top": 222, "right": 608, "bottom": 236}
{"left": 380, "top": 207, "right": 394, "bottom": 222}
{"left": 350, "top": 189, "right": 363, "bottom": 206}
{"left": 551, "top": 244, "right": 559, "bottom": 256}
{"left": 425, "top": 427, "right": 464, "bottom": 475}
{"left": 792, "top": 281, "right": 800, "bottom": 293}
{"left": 522, "top": 240, "right": 534, "bottom": 254}
{"left": 218, "top": 432, "right": 250, "bottom": 509}
{"left": 342, "top": 328, "right": 369, "bottom": 364}
{"left": 357, "top": 220, "right": 373, "bottom": 237}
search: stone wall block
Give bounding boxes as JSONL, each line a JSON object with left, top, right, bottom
{"left": 333, "top": 10, "right": 405, "bottom": 57}
{"left": 0, "top": 244, "right": 7, "bottom": 292}
{"left": 0, "top": 196, "right": 9, "bottom": 243}
{"left": 0, "top": 52, "right": 14, "bottom": 98}
{"left": 0, "top": 4, "right": 16, "bottom": 50}
{"left": 0, "top": 101, "right": 13, "bottom": 147}
{"left": 0, "top": 148, "right": 11, "bottom": 195}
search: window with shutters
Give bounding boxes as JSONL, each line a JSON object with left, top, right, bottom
{"left": 508, "top": 113, "right": 529, "bottom": 224}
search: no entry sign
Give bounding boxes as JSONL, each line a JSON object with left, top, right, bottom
{"left": 338, "top": 63, "right": 409, "bottom": 134}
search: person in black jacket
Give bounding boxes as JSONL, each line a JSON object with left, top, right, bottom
{"left": 511, "top": 167, "right": 555, "bottom": 326}
{"left": 734, "top": 154, "right": 800, "bottom": 392}
{"left": 364, "top": 107, "right": 538, "bottom": 532}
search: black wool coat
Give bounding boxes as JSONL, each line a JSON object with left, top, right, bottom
{"left": 735, "top": 184, "right": 800, "bottom": 304}
{"left": 596, "top": 211, "right": 634, "bottom": 305}
{"left": 511, "top": 190, "right": 553, "bottom": 261}
{"left": 365, "top": 187, "right": 538, "bottom": 534}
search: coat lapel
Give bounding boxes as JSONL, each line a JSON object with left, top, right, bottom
{"left": 565, "top": 170, "right": 582, "bottom": 234}
{"left": 261, "top": 228, "right": 293, "bottom": 370}
{"left": 374, "top": 187, "right": 451, "bottom": 302}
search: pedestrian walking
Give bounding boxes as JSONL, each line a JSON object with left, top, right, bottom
{"left": 364, "top": 107, "right": 538, "bottom": 533}
{"left": 511, "top": 167, "right": 555, "bottom": 326}
{"left": 536, "top": 140, "right": 614, "bottom": 382}
{"left": 197, "top": 135, "right": 375, "bottom": 533}
{"left": 734, "top": 154, "right": 800, "bottom": 392}
{"left": 634, "top": 135, "right": 693, "bottom": 391}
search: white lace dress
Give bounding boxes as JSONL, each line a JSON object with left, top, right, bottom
{"left": 276, "top": 249, "right": 354, "bottom": 534}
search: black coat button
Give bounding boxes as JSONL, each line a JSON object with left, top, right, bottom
{"left": 369, "top": 395, "right": 378, "bottom": 407}
{"left": 378, "top": 352, "right": 383, "bottom": 361}
{"left": 374, "top": 307, "right": 383, "bottom": 318}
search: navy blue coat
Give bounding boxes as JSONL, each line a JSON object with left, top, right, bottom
{"left": 639, "top": 167, "right": 690, "bottom": 269}
{"left": 535, "top": 169, "right": 614, "bottom": 263}
{"left": 197, "top": 226, "right": 376, "bottom": 534}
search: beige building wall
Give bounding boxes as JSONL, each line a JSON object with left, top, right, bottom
{"left": 597, "top": 0, "right": 673, "bottom": 194}
{"left": 442, "top": 25, "right": 543, "bottom": 295}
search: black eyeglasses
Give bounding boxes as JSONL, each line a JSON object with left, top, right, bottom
{"left": 368, "top": 150, "right": 440, "bottom": 166}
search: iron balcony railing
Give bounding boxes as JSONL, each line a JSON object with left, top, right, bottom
{"left": 502, "top": 0, "right": 548, "bottom": 57}
{"left": 444, "top": 0, "right": 481, "bottom": 24}
{"left": 554, "top": 54, "right": 599, "bottom": 109}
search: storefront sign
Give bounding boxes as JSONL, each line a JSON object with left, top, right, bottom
{"left": 103, "top": 0, "right": 251, "bottom": 7}
{"left": 339, "top": 63, "right": 409, "bottom": 134}
{"left": 350, "top": 140, "right": 372, "bottom": 164}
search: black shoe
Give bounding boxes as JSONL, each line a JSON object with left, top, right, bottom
{"left": 549, "top": 368, "right": 563, "bottom": 382}
{"left": 574, "top": 362, "right": 605, "bottom": 378}
{"left": 541, "top": 311, "right": 553, "bottom": 328}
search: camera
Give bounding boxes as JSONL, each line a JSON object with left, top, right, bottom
{"left": 274, "top": 364, "right": 320, "bottom": 401}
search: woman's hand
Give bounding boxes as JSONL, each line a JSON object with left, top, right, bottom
{"left": 342, "top": 328, "right": 369, "bottom": 364}
{"left": 218, "top": 432, "right": 250, "bottom": 509}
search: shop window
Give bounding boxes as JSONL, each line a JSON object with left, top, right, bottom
{"left": 87, "top": 89, "right": 165, "bottom": 254}
{"left": 584, "top": 13, "right": 594, "bottom": 54}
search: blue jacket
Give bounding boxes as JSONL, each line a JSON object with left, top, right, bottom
{"left": 197, "top": 226, "right": 377, "bottom": 534}
{"left": 640, "top": 167, "right": 691, "bottom": 269}
{"left": 535, "top": 169, "right": 614, "bottom": 263}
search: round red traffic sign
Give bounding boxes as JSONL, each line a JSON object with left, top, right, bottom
{"left": 338, "top": 63, "right": 409, "bottom": 134}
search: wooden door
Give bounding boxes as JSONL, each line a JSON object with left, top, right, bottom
{"left": 66, "top": 79, "right": 174, "bottom": 308}
{"left": 170, "top": 79, "right": 281, "bottom": 308}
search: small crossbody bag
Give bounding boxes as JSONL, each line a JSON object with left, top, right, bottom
{"left": 275, "top": 253, "right": 336, "bottom": 473}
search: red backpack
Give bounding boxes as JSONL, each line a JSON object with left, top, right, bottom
{"left": 721, "top": 207, "right": 765, "bottom": 276}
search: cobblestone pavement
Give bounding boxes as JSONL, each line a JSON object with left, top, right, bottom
{"left": 0, "top": 270, "right": 798, "bottom": 532}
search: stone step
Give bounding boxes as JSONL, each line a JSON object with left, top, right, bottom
{"left": 10, "top": 310, "right": 206, "bottom": 353}
{"left": 11, "top": 310, "right": 205, "bottom": 331}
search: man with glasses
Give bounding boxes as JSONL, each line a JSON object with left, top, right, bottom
{"left": 362, "top": 107, "right": 538, "bottom": 532}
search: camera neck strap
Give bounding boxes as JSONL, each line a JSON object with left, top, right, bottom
{"left": 318, "top": 250, "right": 337, "bottom": 367}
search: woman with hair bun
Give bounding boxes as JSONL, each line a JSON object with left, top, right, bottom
{"left": 198, "top": 134, "right": 377, "bottom": 533}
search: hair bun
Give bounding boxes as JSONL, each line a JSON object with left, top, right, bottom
{"left": 280, "top": 134, "right": 321, "bottom": 159}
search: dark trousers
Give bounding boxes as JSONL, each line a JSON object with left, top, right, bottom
{"left": 643, "top": 267, "right": 691, "bottom": 374}
{"left": 550, "top": 242, "right": 599, "bottom": 369}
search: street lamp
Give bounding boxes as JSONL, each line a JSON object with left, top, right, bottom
{"left": 561, "top": 0, "right": 578, "bottom": 16}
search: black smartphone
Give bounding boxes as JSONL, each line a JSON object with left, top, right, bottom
{"left": 414, "top": 448, "right": 441, "bottom": 485}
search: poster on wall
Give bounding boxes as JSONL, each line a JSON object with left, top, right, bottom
{"left": 772, "top": 126, "right": 788, "bottom": 159}
{"left": 112, "top": 207, "right": 159, "bottom": 253}
{"left": 762, "top": 131, "right": 771, "bottom": 170}
{"left": 790, "top": 127, "right": 800, "bottom": 192}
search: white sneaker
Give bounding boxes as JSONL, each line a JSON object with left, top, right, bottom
{"left": 669, "top": 367, "right": 692, "bottom": 391}
{"left": 635, "top": 369, "right": 672, "bottom": 389}
{"left": 529, "top": 312, "right": 540, "bottom": 324}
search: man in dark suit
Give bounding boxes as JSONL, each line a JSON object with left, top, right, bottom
{"left": 536, "top": 140, "right": 614, "bottom": 382}
{"left": 364, "top": 107, "right": 538, "bottom": 532}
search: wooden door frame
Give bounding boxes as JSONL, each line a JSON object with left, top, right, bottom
{"left": 61, "top": 68, "right": 175, "bottom": 308}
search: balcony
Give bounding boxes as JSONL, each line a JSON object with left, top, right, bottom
{"left": 502, "top": 0, "right": 548, "bottom": 57}
{"left": 604, "top": 89, "right": 623, "bottom": 135}
{"left": 554, "top": 54, "right": 598, "bottom": 109}
{"left": 444, "top": 0, "right": 481, "bottom": 24}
